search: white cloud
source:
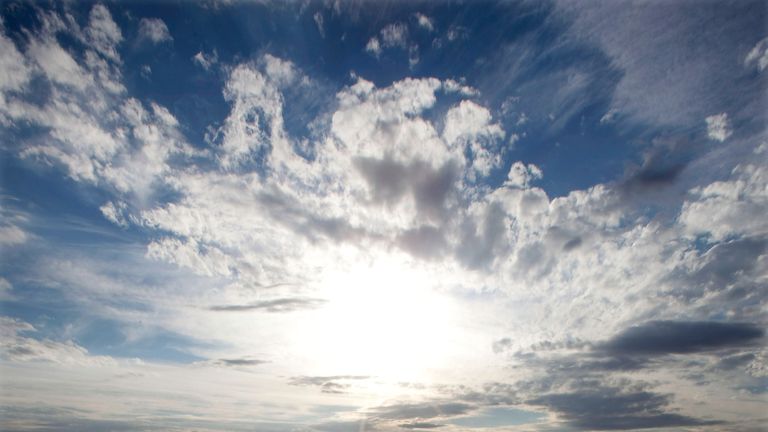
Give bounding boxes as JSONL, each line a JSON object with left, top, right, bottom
{"left": 211, "top": 59, "right": 301, "bottom": 168}
{"left": 679, "top": 164, "right": 768, "bottom": 241}
{"left": 100, "top": 201, "right": 129, "bottom": 227}
{"left": 0, "top": 29, "right": 31, "bottom": 93}
{"left": 0, "top": 317, "right": 117, "bottom": 366}
{"left": 27, "top": 38, "right": 91, "bottom": 90}
{"left": 192, "top": 49, "right": 218, "bottom": 70}
{"left": 146, "top": 237, "right": 234, "bottom": 277}
{"left": 1, "top": 5, "right": 194, "bottom": 199}
{"left": 505, "top": 161, "right": 543, "bottom": 189}
{"left": 415, "top": 13, "right": 434, "bottom": 32}
{"left": 138, "top": 18, "right": 173, "bottom": 44}
{"left": 380, "top": 23, "right": 408, "bottom": 49}
{"left": 600, "top": 108, "right": 618, "bottom": 124}
{"left": 365, "top": 37, "right": 381, "bottom": 57}
{"left": 0, "top": 224, "right": 26, "bottom": 246}
{"left": 366, "top": 22, "right": 413, "bottom": 59}
{"left": 85, "top": 4, "right": 122, "bottom": 63}
{"left": 705, "top": 112, "right": 732, "bottom": 142}
{"left": 442, "top": 101, "right": 505, "bottom": 177}
{"left": 745, "top": 37, "right": 768, "bottom": 72}
{"left": 0, "top": 277, "right": 12, "bottom": 300}
{"left": 313, "top": 12, "right": 325, "bottom": 38}
{"left": 443, "top": 100, "right": 504, "bottom": 145}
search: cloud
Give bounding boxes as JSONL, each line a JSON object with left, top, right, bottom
{"left": 138, "top": 18, "right": 173, "bottom": 44}
{"left": 100, "top": 201, "right": 129, "bottom": 227}
{"left": 0, "top": 24, "right": 32, "bottom": 116}
{"left": 504, "top": 161, "right": 542, "bottom": 189}
{"left": 400, "top": 422, "right": 443, "bottom": 429}
{"left": 198, "top": 357, "right": 269, "bottom": 367}
{"left": 745, "top": 37, "right": 768, "bottom": 71}
{"left": 678, "top": 164, "right": 768, "bottom": 241}
{"left": 415, "top": 13, "right": 434, "bottom": 32}
{"left": 442, "top": 100, "right": 505, "bottom": 177}
{"left": 369, "top": 401, "right": 474, "bottom": 420}
{"left": 2, "top": 4, "right": 194, "bottom": 199}
{"left": 365, "top": 37, "right": 382, "bottom": 57}
{"left": 558, "top": 1, "right": 762, "bottom": 128}
{"left": 380, "top": 23, "right": 408, "bottom": 49}
{"left": 0, "top": 224, "right": 26, "bottom": 245}
{"left": 705, "top": 112, "right": 732, "bottom": 142}
{"left": 601, "top": 321, "right": 764, "bottom": 355}
{"left": 288, "top": 375, "right": 370, "bottom": 394}
{"left": 314, "top": 12, "right": 325, "bottom": 38}
{"left": 192, "top": 50, "right": 218, "bottom": 70}
{"left": 365, "top": 22, "right": 413, "bottom": 60}
{"left": 0, "top": 316, "right": 117, "bottom": 366}
{"left": 0, "top": 277, "right": 12, "bottom": 300}
{"left": 529, "top": 385, "right": 719, "bottom": 430}
{"left": 209, "top": 297, "right": 325, "bottom": 312}
{"left": 85, "top": 4, "right": 123, "bottom": 63}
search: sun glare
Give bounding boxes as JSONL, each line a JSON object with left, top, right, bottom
{"left": 299, "top": 253, "right": 458, "bottom": 383}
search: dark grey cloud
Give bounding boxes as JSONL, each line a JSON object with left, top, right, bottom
{"left": 353, "top": 157, "right": 459, "bottom": 223}
{"left": 370, "top": 402, "right": 474, "bottom": 420}
{"left": 399, "top": 422, "right": 444, "bottom": 429}
{"left": 354, "top": 157, "right": 411, "bottom": 205}
{"left": 675, "top": 237, "right": 768, "bottom": 300}
{"left": 397, "top": 225, "right": 448, "bottom": 260}
{"left": 619, "top": 135, "right": 695, "bottom": 195}
{"left": 209, "top": 297, "right": 325, "bottom": 312}
{"left": 205, "top": 357, "right": 269, "bottom": 367}
{"left": 530, "top": 387, "right": 719, "bottom": 430}
{"left": 456, "top": 202, "right": 507, "bottom": 269}
{"left": 601, "top": 321, "right": 764, "bottom": 355}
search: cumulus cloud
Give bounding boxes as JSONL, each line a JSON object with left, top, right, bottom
{"left": 705, "top": 112, "right": 732, "bottom": 142}
{"left": 679, "top": 164, "right": 768, "bottom": 240}
{"left": 4, "top": 4, "right": 767, "bottom": 429}
{"left": 505, "top": 161, "right": 542, "bottom": 189}
{"left": 138, "top": 18, "right": 173, "bottom": 44}
{"left": 415, "top": 13, "right": 434, "bottom": 32}
{"left": 365, "top": 37, "right": 382, "bottom": 57}
{"left": 1, "top": 4, "right": 194, "bottom": 200}
{"left": 192, "top": 50, "right": 218, "bottom": 70}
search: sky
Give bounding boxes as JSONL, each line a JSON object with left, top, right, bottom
{"left": 0, "top": 0, "right": 767, "bottom": 431}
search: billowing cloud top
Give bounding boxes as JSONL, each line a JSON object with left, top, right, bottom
{"left": 0, "top": 1, "right": 766, "bottom": 432}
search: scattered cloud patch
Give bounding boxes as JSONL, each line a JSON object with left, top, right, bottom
{"left": 314, "top": 12, "right": 325, "bottom": 38}
{"left": 138, "top": 18, "right": 173, "bottom": 44}
{"left": 209, "top": 297, "right": 326, "bottom": 312}
{"left": 705, "top": 112, "right": 732, "bottom": 142}
{"left": 745, "top": 37, "right": 768, "bottom": 71}
{"left": 415, "top": 13, "right": 434, "bottom": 32}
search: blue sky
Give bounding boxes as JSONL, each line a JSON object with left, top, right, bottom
{"left": 0, "top": 1, "right": 767, "bottom": 431}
